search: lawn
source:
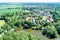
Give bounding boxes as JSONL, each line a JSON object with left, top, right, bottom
{"left": 0, "top": 20, "right": 5, "bottom": 26}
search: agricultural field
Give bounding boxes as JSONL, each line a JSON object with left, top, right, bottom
{"left": 0, "top": 3, "right": 60, "bottom": 40}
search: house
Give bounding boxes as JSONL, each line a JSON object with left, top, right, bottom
{"left": 39, "top": 10, "right": 44, "bottom": 16}
{"left": 26, "top": 15, "right": 36, "bottom": 24}
{"left": 49, "top": 18, "right": 54, "bottom": 23}
{"left": 40, "top": 16, "right": 47, "bottom": 24}
{"left": 32, "top": 17, "right": 36, "bottom": 24}
{"left": 40, "top": 15, "right": 54, "bottom": 24}
{"left": 26, "top": 16, "right": 32, "bottom": 21}
{"left": 47, "top": 16, "right": 54, "bottom": 23}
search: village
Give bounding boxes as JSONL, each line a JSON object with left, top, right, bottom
{"left": 0, "top": 3, "right": 60, "bottom": 40}
{"left": 25, "top": 8, "right": 54, "bottom": 25}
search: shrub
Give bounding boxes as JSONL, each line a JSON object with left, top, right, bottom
{"left": 42, "top": 25, "right": 58, "bottom": 38}
{"left": 0, "top": 29, "right": 4, "bottom": 34}
{"left": 23, "top": 21, "right": 35, "bottom": 29}
{"left": 46, "top": 29, "right": 57, "bottom": 38}
{"left": 56, "top": 26, "right": 60, "bottom": 35}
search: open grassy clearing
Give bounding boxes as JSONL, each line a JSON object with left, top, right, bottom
{"left": 0, "top": 20, "right": 5, "bottom": 26}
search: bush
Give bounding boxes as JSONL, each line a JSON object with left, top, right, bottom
{"left": 0, "top": 29, "right": 4, "bottom": 34}
{"left": 42, "top": 30, "right": 47, "bottom": 35}
{"left": 46, "top": 29, "right": 57, "bottom": 38}
{"left": 42, "top": 25, "right": 58, "bottom": 38}
{"left": 1, "top": 23, "right": 12, "bottom": 31}
{"left": 31, "top": 25, "right": 41, "bottom": 30}
{"left": 56, "top": 26, "right": 60, "bottom": 35}
{"left": 23, "top": 21, "right": 36, "bottom": 29}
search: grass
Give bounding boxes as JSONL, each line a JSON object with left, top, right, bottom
{"left": 0, "top": 5, "right": 22, "bottom": 14}
{"left": 0, "top": 9, "right": 20, "bottom": 14}
{"left": 0, "top": 20, "right": 5, "bottom": 26}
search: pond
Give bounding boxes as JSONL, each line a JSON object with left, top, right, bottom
{"left": 15, "top": 27, "right": 59, "bottom": 40}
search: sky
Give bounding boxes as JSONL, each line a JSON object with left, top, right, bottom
{"left": 0, "top": 0, "right": 60, "bottom": 3}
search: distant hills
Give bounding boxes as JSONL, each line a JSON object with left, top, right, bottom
{"left": 0, "top": 2, "right": 60, "bottom": 7}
